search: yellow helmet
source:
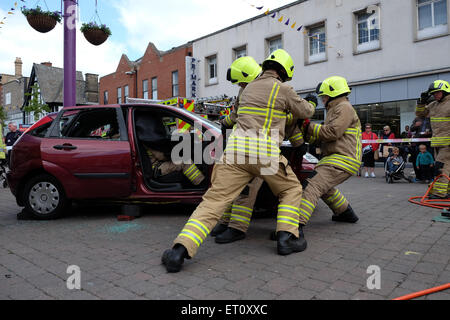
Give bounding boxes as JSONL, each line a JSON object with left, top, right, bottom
{"left": 428, "top": 80, "right": 450, "bottom": 94}
{"left": 262, "top": 49, "right": 294, "bottom": 81}
{"left": 316, "top": 76, "right": 351, "bottom": 98}
{"left": 226, "top": 56, "right": 262, "bottom": 84}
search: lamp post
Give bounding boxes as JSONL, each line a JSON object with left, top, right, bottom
{"left": 63, "top": 0, "right": 77, "bottom": 107}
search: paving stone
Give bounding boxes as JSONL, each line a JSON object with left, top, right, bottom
{"left": 0, "top": 168, "right": 448, "bottom": 301}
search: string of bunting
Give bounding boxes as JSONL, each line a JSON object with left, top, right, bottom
{"left": 239, "top": 0, "right": 333, "bottom": 47}
{"left": 0, "top": 1, "right": 26, "bottom": 29}
{"left": 240, "top": 0, "right": 379, "bottom": 48}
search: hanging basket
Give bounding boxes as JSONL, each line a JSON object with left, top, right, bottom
{"left": 82, "top": 28, "right": 109, "bottom": 46}
{"left": 26, "top": 14, "right": 57, "bottom": 33}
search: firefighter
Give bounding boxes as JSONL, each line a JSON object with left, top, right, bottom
{"left": 296, "top": 76, "right": 361, "bottom": 233}
{"left": 213, "top": 56, "right": 263, "bottom": 243}
{"left": 162, "top": 49, "right": 316, "bottom": 272}
{"left": 143, "top": 143, "right": 205, "bottom": 186}
{"left": 416, "top": 80, "right": 450, "bottom": 199}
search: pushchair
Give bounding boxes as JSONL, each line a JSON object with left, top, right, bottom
{"left": 384, "top": 146, "right": 411, "bottom": 184}
{"left": 0, "top": 158, "right": 7, "bottom": 188}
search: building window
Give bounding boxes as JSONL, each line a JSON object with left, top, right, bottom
{"left": 151, "top": 77, "right": 158, "bottom": 100}
{"left": 103, "top": 91, "right": 108, "bottom": 105}
{"left": 233, "top": 46, "right": 247, "bottom": 59}
{"left": 117, "top": 87, "right": 122, "bottom": 103}
{"left": 124, "top": 85, "right": 129, "bottom": 102}
{"left": 143, "top": 79, "right": 148, "bottom": 99}
{"left": 172, "top": 71, "right": 179, "bottom": 97}
{"left": 267, "top": 36, "right": 283, "bottom": 54}
{"left": 355, "top": 7, "right": 380, "bottom": 53}
{"left": 417, "top": 0, "right": 448, "bottom": 39}
{"left": 5, "top": 92, "right": 11, "bottom": 105}
{"left": 307, "top": 24, "right": 326, "bottom": 63}
{"left": 207, "top": 55, "right": 218, "bottom": 85}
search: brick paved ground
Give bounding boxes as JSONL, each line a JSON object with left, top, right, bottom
{"left": 0, "top": 167, "right": 449, "bottom": 300}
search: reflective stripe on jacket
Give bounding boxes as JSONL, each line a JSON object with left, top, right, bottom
{"left": 416, "top": 95, "right": 450, "bottom": 147}
{"left": 224, "top": 70, "right": 315, "bottom": 159}
{"left": 307, "top": 97, "right": 362, "bottom": 175}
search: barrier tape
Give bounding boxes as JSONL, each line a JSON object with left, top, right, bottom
{"left": 361, "top": 138, "right": 431, "bottom": 144}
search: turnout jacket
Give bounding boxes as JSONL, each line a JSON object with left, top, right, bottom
{"left": 224, "top": 70, "right": 315, "bottom": 159}
{"left": 307, "top": 96, "right": 362, "bottom": 175}
{"left": 416, "top": 94, "right": 450, "bottom": 147}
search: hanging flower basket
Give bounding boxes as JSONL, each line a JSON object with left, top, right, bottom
{"left": 81, "top": 22, "right": 112, "bottom": 46}
{"left": 21, "top": 6, "right": 61, "bottom": 33}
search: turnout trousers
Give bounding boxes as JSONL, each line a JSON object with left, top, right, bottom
{"left": 430, "top": 146, "right": 450, "bottom": 197}
{"left": 173, "top": 156, "right": 303, "bottom": 258}
{"left": 298, "top": 165, "right": 352, "bottom": 225}
{"left": 218, "top": 177, "right": 264, "bottom": 233}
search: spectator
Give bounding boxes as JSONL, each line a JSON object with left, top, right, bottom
{"left": 380, "top": 125, "right": 395, "bottom": 163}
{"left": 386, "top": 147, "right": 403, "bottom": 174}
{"left": 5, "top": 122, "right": 22, "bottom": 166}
{"left": 401, "top": 125, "right": 410, "bottom": 138}
{"left": 415, "top": 144, "right": 434, "bottom": 183}
{"left": 361, "top": 123, "right": 379, "bottom": 178}
{"left": 409, "top": 117, "right": 433, "bottom": 179}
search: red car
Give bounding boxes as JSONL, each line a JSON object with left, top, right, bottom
{"left": 7, "top": 104, "right": 317, "bottom": 219}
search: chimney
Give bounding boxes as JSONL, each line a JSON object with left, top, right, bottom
{"left": 40, "top": 62, "right": 52, "bottom": 67}
{"left": 85, "top": 73, "right": 99, "bottom": 103}
{"left": 15, "top": 57, "right": 22, "bottom": 77}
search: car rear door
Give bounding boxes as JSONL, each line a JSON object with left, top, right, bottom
{"left": 40, "top": 107, "right": 132, "bottom": 199}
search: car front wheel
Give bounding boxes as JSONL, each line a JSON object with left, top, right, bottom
{"left": 23, "top": 174, "right": 69, "bottom": 220}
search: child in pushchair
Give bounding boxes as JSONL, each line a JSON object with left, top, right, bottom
{"left": 385, "top": 146, "right": 411, "bottom": 183}
{"left": 0, "top": 158, "right": 7, "bottom": 188}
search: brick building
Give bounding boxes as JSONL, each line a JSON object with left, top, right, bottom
{"left": 99, "top": 42, "right": 192, "bottom": 105}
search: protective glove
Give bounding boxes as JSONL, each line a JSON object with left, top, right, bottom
{"left": 417, "top": 91, "right": 430, "bottom": 105}
{"left": 305, "top": 94, "right": 318, "bottom": 108}
{"left": 298, "top": 118, "right": 311, "bottom": 142}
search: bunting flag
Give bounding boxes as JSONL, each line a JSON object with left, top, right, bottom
{"left": 0, "top": 0, "right": 23, "bottom": 29}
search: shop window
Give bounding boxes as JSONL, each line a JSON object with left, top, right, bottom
{"left": 152, "top": 77, "right": 158, "bottom": 100}
{"left": 172, "top": 71, "right": 179, "bottom": 97}
{"left": 206, "top": 55, "right": 218, "bottom": 85}
{"left": 143, "top": 80, "right": 148, "bottom": 99}
{"left": 307, "top": 23, "right": 326, "bottom": 63}
{"left": 354, "top": 6, "right": 380, "bottom": 53}
{"left": 267, "top": 36, "right": 283, "bottom": 55}
{"left": 417, "top": 0, "right": 448, "bottom": 39}
{"left": 233, "top": 46, "right": 247, "bottom": 59}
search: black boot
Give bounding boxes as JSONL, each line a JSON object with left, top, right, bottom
{"left": 215, "top": 227, "right": 246, "bottom": 244}
{"left": 210, "top": 223, "right": 228, "bottom": 237}
{"left": 277, "top": 229, "right": 307, "bottom": 256}
{"left": 332, "top": 205, "right": 359, "bottom": 223}
{"left": 161, "top": 244, "right": 189, "bottom": 273}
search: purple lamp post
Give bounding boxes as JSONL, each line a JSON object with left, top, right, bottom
{"left": 63, "top": 0, "right": 77, "bottom": 107}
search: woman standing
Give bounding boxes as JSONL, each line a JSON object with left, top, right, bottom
{"left": 361, "top": 123, "right": 379, "bottom": 178}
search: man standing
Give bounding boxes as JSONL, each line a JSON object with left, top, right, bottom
{"left": 161, "top": 49, "right": 316, "bottom": 272}
{"left": 5, "top": 122, "right": 22, "bottom": 166}
{"left": 297, "top": 76, "right": 361, "bottom": 233}
{"left": 416, "top": 80, "right": 450, "bottom": 199}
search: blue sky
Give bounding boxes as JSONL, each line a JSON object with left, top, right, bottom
{"left": 0, "top": 0, "right": 293, "bottom": 77}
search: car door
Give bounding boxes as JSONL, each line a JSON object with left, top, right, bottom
{"left": 40, "top": 107, "right": 133, "bottom": 199}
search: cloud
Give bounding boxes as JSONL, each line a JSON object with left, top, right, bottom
{"left": 0, "top": 8, "right": 127, "bottom": 78}
{"left": 113, "top": 0, "right": 293, "bottom": 53}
